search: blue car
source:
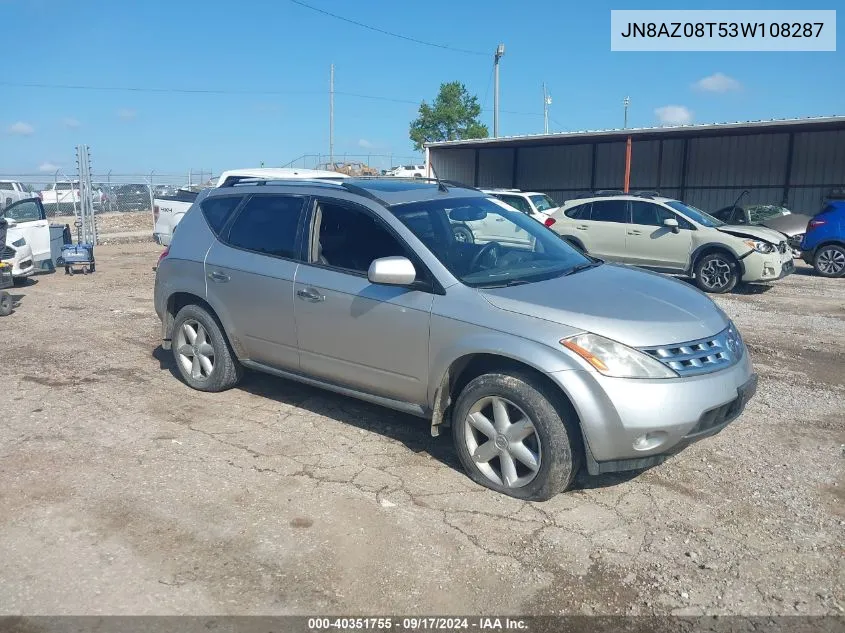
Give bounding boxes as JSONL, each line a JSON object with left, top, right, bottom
{"left": 801, "top": 197, "right": 845, "bottom": 278}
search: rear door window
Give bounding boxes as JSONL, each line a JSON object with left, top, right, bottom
{"left": 589, "top": 200, "right": 628, "bottom": 223}
{"left": 225, "top": 194, "right": 307, "bottom": 260}
{"left": 3, "top": 199, "right": 45, "bottom": 222}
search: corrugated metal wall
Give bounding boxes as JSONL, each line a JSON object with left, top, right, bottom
{"left": 430, "top": 126, "right": 845, "bottom": 214}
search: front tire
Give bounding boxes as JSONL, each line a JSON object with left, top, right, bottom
{"left": 813, "top": 244, "right": 845, "bottom": 278}
{"left": 694, "top": 252, "right": 739, "bottom": 293}
{"left": 172, "top": 304, "right": 242, "bottom": 392}
{"left": 452, "top": 371, "right": 581, "bottom": 501}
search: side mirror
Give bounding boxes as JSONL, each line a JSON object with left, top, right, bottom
{"left": 367, "top": 256, "right": 416, "bottom": 286}
{"left": 663, "top": 217, "right": 680, "bottom": 233}
{"left": 4, "top": 218, "right": 17, "bottom": 228}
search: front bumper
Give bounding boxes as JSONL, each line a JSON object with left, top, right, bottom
{"left": 549, "top": 351, "right": 756, "bottom": 474}
{"left": 741, "top": 250, "right": 794, "bottom": 283}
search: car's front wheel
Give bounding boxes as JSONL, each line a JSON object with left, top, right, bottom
{"left": 694, "top": 252, "right": 739, "bottom": 293}
{"left": 451, "top": 370, "right": 580, "bottom": 500}
{"left": 172, "top": 304, "right": 242, "bottom": 392}
{"left": 813, "top": 244, "right": 845, "bottom": 278}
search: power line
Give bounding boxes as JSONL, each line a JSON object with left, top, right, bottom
{"left": 288, "top": 0, "right": 487, "bottom": 56}
{"left": 1, "top": 81, "right": 543, "bottom": 117}
{"left": 0, "top": 81, "right": 321, "bottom": 96}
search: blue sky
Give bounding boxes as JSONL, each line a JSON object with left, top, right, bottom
{"left": 1, "top": 0, "right": 843, "bottom": 177}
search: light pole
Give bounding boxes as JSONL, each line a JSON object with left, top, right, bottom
{"left": 623, "top": 96, "right": 630, "bottom": 129}
{"left": 493, "top": 43, "right": 505, "bottom": 137}
{"left": 329, "top": 63, "right": 335, "bottom": 167}
{"left": 543, "top": 83, "right": 552, "bottom": 134}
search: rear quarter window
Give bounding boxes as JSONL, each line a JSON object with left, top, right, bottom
{"left": 564, "top": 203, "right": 591, "bottom": 219}
{"left": 200, "top": 196, "right": 243, "bottom": 235}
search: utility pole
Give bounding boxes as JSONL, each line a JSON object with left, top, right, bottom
{"left": 493, "top": 43, "right": 505, "bottom": 137}
{"left": 329, "top": 63, "right": 335, "bottom": 167}
{"left": 542, "top": 83, "right": 552, "bottom": 134}
{"left": 623, "top": 96, "right": 630, "bottom": 129}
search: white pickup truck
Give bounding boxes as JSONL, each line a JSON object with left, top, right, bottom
{"left": 0, "top": 180, "right": 36, "bottom": 211}
{"left": 153, "top": 167, "right": 348, "bottom": 246}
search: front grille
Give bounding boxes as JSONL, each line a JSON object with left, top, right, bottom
{"left": 640, "top": 327, "right": 743, "bottom": 377}
{"left": 0, "top": 245, "right": 15, "bottom": 260}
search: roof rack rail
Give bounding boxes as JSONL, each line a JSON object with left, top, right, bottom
{"left": 632, "top": 190, "right": 661, "bottom": 199}
{"left": 220, "top": 176, "right": 347, "bottom": 188}
{"left": 827, "top": 187, "right": 845, "bottom": 200}
{"left": 593, "top": 189, "right": 625, "bottom": 197}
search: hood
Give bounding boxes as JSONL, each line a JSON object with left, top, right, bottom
{"left": 760, "top": 213, "right": 812, "bottom": 236}
{"left": 480, "top": 264, "right": 728, "bottom": 347}
{"left": 718, "top": 224, "right": 787, "bottom": 243}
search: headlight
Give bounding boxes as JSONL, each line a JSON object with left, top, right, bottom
{"left": 561, "top": 333, "right": 678, "bottom": 379}
{"left": 12, "top": 238, "right": 26, "bottom": 247}
{"left": 744, "top": 239, "right": 775, "bottom": 254}
{"left": 727, "top": 320, "right": 745, "bottom": 358}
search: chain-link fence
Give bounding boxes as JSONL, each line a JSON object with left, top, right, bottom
{"left": 1, "top": 157, "right": 423, "bottom": 219}
{"left": 0, "top": 170, "right": 215, "bottom": 218}
{"left": 282, "top": 153, "right": 423, "bottom": 173}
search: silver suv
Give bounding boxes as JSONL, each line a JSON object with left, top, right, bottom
{"left": 550, "top": 193, "right": 795, "bottom": 293}
{"left": 154, "top": 178, "right": 758, "bottom": 500}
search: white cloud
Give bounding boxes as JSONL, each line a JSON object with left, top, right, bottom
{"left": 117, "top": 108, "right": 137, "bottom": 120}
{"left": 62, "top": 117, "right": 81, "bottom": 128}
{"left": 655, "top": 105, "right": 694, "bottom": 126}
{"left": 358, "top": 139, "right": 374, "bottom": 149}
{"left": 8, "top": 121, "right": 34, "bottom": 136}
{"left": 38, "top": 162, "right": 60, "bottom": 172}
{"left": 694, "top": 72, "right": 742, "bottom": 93}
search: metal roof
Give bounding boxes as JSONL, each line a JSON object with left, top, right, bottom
{"left": 426, "top": 115, "right": 845, "bottom": 149}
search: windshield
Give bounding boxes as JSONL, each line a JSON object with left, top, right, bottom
{"left": 746, "top": 205, "right": 791, "bottom": 223}
{"left": 529, "top": 194, "right": 557, "bottom": 212}
{"left": 666, "top": 200, "right": 724, "bottom": 227}
{"left": 390, "top": 196, "right": 594, "bottom": 287}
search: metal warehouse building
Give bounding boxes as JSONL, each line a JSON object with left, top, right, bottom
{"left": 426, "top": 116, "right": 845, "bottom": 214}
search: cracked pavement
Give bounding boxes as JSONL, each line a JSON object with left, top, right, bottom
{"left": 0, "top": 242, "right": 842, "bottom": 615}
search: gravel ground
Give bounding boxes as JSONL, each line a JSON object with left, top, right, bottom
{"left": 0, "top": 243, "right": 842, "bottom": 616}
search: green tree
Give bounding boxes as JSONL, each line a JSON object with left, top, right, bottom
{"left": 409, "top": 81, "right": 489, "bottom": 152}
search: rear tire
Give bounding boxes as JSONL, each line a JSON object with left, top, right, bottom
{"left": 452, "top": 225, "right": 474, "bottom": 244}
{"left": 0, "top": 292, "right": 12, "bottom": 316}
{"left": 172, "top": 304, "right": 242, "bottom": 392}
{"left": 694, "top": 252, "right": 739, "bottom": 293}
{"left": 452, "top": 370, "right": 581, "bottom": 501}
{"left": 813, "top": 244, "right": 845, "bottom": 278}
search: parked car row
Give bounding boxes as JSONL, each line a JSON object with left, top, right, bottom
{"left": 490, "top": 187, "right": 845, "bottom": 286}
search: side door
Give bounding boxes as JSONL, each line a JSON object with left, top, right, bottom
{"left": 2, "top": 198, "right": 50, "bottom": 263}
{"left": 577, "top": 199, "right": 629, "bottom": 261}
{"left": 625, "top": 200, "right": 694, "bottom": 271}
{"left": 293, "top": 197, "right": 434, "bottom": 405}
{"left": 203, "top": 193, "right": 306, "bottom": 370}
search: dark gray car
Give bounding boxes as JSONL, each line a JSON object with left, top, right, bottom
{"left": 154, "top": 178, "right": 757, "bottom": 500}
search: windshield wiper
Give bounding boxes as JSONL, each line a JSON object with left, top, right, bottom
{"left": 475, "top": 279, "right": 533, "bottom": 289}
{"left": 563, "top": 261, "right": 603, "bottom": 276}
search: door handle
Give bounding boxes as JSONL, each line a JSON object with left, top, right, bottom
{"left": 576, "top": 225, "right": 588, "bottom": 230}
{"left": 628, "top": 230, "right": 642, "bottom": 235}
{"left": 297, "top": 288, "right": 325, "bottom": 303}
{"left": 494, "top": 217, "right": 505, "bottom": 222}
{"left": 207, "top": 270, "right": 230, "bottom": 283}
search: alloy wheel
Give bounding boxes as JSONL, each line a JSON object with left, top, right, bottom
{"left": 175, "top": 319, "right": 215, "bottom": 381}
{"left": 462, "top": 396, "right": 542, "bottom": 488}
{"left": 700, "top": 258, "right": 732, "bottom": 290}
{"left": 817, "top": 247, "right": 845, "bottom": 275}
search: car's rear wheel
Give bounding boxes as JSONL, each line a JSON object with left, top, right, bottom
{"left": 452, "top": 225, "right": 474, "bottom": 244}
{"left": 451, "top": 371, "right": 580, "bottom": 501}
{"left": 172, "top": 304, "right": 242, "bottom": 392}
{"left": 695, "top": 252, "right": 739, "bottom": 293}
{"left": 813, "top": 244, "right": 845, "bottom": 278}
{"left": 0, "top": 292, "right": 12, "bottom": 316}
